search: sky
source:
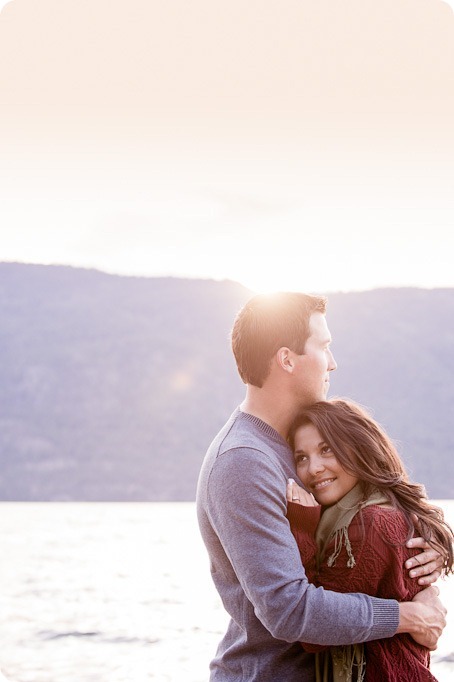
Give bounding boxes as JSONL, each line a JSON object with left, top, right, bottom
{"left": 0, "top": 0, "right": 453, "bottom": 294}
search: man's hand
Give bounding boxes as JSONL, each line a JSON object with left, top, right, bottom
{"left": 397, "top": 586, "right": 447, "bottom": 650}
{"left": 406, "top": 537, "right": 444, "bottom": 585}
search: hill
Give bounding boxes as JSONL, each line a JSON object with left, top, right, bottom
{"left": 0, "top": 263, "right": 452, "bottom": 499}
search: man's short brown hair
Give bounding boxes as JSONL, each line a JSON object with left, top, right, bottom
{"left": 231, "top": 292, "right": 327, "bottom": 388}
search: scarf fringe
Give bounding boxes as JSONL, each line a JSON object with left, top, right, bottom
{"left": 327, "top": 527, "right": 356, "bottom": 568}
{"left": 314, "top": 486, "right": 390, "bottom": 682}
{"left": 316, "top": 644, "right": 366, "bottom": 682}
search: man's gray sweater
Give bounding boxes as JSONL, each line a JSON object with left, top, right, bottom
{"left": 196, "top": 408, "right": 400, "bottom": 681}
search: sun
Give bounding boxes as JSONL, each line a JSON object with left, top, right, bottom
{"left": 224, "top": 248, "right": 345, "bottom": 296}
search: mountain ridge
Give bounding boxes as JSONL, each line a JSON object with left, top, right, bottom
{"left": 1, "top": 262, "right": 452, "bottom": 500}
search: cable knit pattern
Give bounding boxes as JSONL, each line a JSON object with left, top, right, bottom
{"left": 287, "top": 503, "right": 437, "bottom": 681}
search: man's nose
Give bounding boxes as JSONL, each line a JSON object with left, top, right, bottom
{"left": 328, "top": 349, "right": 337, "bottom": 372}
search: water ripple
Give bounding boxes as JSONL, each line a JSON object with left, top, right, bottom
{"left": 37, "top": 630, "right": 160, "bottom": 646}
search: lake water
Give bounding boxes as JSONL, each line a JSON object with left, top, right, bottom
{"left": 0, "top": 502, "right": 452, "bottom": 682}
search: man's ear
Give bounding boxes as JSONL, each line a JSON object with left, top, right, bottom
{"left": 275, "top": 347, "right": 295, "bottom": 374}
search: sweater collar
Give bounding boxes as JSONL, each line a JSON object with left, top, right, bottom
{"left": 237, "top": 408, "right": 288, "bottom": 446}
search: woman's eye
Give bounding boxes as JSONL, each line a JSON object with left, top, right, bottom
{"left": 295, "top": 455, "right": 307, "bottom": 465}
{"left": 321, "top": 446, "right": 332, "bottom": 455}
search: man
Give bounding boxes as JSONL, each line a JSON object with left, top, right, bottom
{"left": 196, "top": 292, "right": 446, "bottom": 682}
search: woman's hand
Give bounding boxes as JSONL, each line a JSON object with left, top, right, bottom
{"left": 286, "top": 478, "right": 319, "bottom": 507}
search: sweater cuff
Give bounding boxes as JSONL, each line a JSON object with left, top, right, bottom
{"left": 369, "top": 598, "right": 400, "bottom": 640}
{"left": 286, "top": 503, "right": 321, "bottom": 535}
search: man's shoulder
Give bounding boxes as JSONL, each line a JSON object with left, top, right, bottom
{"left": 199, "top": 410, "right": 286, "bottom": 487}
{"left": 209, "top": 409, "right": 277, "bottom": 458}
{"left": 197, "top": 409, "right": 287, "bottom": 507}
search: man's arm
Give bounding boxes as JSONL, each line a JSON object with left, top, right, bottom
{"left": 397, "top": 587, "right": 446, "bottom": 650}
{"left": 207, "top": 447, "right": 399, "bottom": 645}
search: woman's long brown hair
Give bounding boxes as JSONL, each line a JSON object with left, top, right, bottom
{"left": 288, "top": 398, "right": 453, "bottom": 575}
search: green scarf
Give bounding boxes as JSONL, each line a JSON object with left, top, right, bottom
{"left": 314, "top": 484, "right": 390, "bottom": 682}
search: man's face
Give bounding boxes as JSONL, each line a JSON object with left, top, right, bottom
{"left": 293, "top": 312, "right": 337, "bottom": 405}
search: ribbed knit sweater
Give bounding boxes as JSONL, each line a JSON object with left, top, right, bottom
{"left": 196, "top": 408, "right": 399, "bottom": 681}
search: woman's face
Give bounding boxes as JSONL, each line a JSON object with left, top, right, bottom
{"left": 293, "top": 423, "right": 359, "bottom": 506}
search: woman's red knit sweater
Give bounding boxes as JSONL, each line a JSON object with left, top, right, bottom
{"left": 286, "top": 502, "right": 436, "bottom": 681}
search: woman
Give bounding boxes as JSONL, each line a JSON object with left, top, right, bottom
{"left": 286, "top": 398, "right": 453, "bottom": 682}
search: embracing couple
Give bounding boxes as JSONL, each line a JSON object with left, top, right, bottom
{"left": 196, "top": 292, "right": 452, "bottom": 681}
